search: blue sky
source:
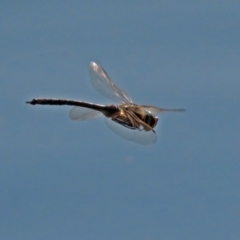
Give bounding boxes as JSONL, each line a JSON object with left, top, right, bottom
{"left": 1, "top": 1, "right": 240, "bottom": 239}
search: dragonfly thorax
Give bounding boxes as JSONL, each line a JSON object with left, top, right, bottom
{"left": 110, "top": 104, "right": 158, "bottom": 131}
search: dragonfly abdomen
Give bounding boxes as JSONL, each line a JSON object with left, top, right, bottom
{"left": 26, "top": 98, "right": 117, "bottom": 115}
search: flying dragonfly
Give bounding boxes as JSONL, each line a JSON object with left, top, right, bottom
{"left": 26, "top": 62, "right": 184, "bottom": 144}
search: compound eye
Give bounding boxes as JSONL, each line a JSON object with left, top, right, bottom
{"left": 146, "top": 115, "right": 158, "bottom": 128}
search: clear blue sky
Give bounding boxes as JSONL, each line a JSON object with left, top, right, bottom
{"left": 1, "top": 1, "right": 240, "bottom": 239}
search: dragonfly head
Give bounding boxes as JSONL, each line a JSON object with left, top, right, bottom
{"left": 145, "top": 112, "right": 158, "bottom": 129}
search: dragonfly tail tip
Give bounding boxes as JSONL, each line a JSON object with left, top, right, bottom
{"left": 26, "top": 100, "right": 34, "bottom": 105}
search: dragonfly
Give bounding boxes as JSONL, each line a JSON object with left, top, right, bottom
{"left": 26, "top": 62, "right": 184, "bottom": 145}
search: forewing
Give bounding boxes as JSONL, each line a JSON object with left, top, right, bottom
{"left": 89, "top": 62, "right": 133, "bottom": 103}
{"left": 69, "top": 106, "right": 101, "bottom": 121}
{"left": 105, "top": 118, "right": 157, "bottom": 145}
{"left": 141, "top": 105, "right": 185, "bottom": 115}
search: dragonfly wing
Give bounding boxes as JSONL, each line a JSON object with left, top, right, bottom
{"left": 105, "top": 118, "right": 157, "bottom": 145}
{"left": 89, "top": 62, "right": 133, "bottom": 103}
{"left": 141, "top": 105, "right": 185, "bottom": 115}
{"left": 69, "top": 106, "right": 101, "bottom": 121}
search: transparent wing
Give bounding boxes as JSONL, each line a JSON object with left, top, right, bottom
{"left": 105, "top": 118, "right": 157, "bottom": 145}
{"left": 89, "top": 62, "right": 133, "bottom": 103}
{"left": 69, "top": 106, "right": 101, "bottom": 121}
{"left": 141, "top": 105, "right": 185, "bottom": 115}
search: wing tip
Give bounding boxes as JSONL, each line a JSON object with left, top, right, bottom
{"left": 89, "top": 61, "right": 97, "bottom": 68}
